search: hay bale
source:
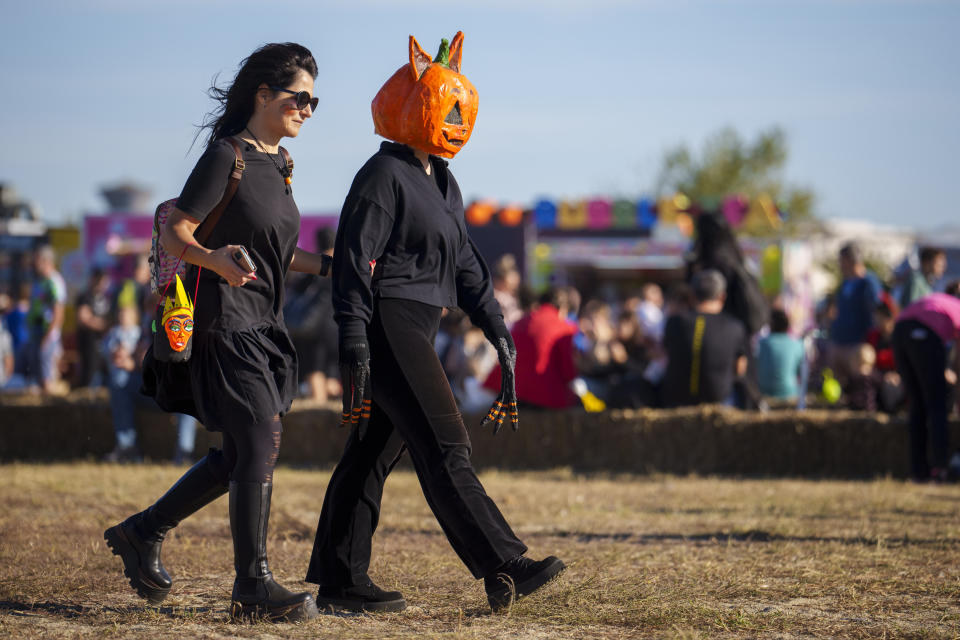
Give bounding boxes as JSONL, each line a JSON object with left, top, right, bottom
{"left": 1, "top": 391, "right": 957, "bottom": 478}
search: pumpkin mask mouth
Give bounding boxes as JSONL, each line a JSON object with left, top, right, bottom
{"left": 371, "top": 31, "right": 478, "bottom": 159}
{"left": 443, "top": 133, "right": 464, "bottom": 147}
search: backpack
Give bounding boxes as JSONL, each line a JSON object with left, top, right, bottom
{"left": 148, "top": 139, "right": 293, "bottom": 293}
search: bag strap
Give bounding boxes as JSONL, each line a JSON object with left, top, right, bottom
{"left": 194, "top": 137, "right": 245, "bottom": 245}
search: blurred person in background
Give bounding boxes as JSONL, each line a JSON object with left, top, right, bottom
{"left": 660, "top": 269, "right": 748, "bottom": 408}
{"left": 844, "top": 343, "right": 879, "bottom": 412}
{"left": 641, "top": 282, "right": 695, "bottom": 395}
{"left": 26, "top": 245, "right": 66, "bottom": 394}
{"left": 102, "top": 297, "right": 145, "bottom": 463}
{"left": 0, "top": 298, "right": 13, "bottom": 388}
{"left": 485, "top": 287, "right": 579, "bottom": 410}
{"left": 4, "top": 285, "right": 31, "bottom": 377}
{"left": 829, "top": 242, "right": 882, "bottom": 383}
{"left": 899, "top": 247, "right": 946, "bottom": 308}
{"left": 491, "top": 254, "right": 523, "bottom": 328}
{"left": 686, "top": 212, "right": 768, "bottom": 337}
{"left": 635, "top": 283, "right": 665, "bottom": 343}
{"left": 892, "top": 286, "right": 960, "bottom": 482}
{"left": 615, "top": 308, "right": 648, "bottom": 371}
{"left": 285, "top": 227, "right": 340, "bottom": 402}
{"left": 436, "top": 309, "right": 497, "bottom": 413}
{"left": 74, "top": 267, "right": 113, "bottom": 388}
{"left": 756, "top": 308, "right": 805, "bottom": 402}
{"left": 867, "top": 295, "right": 905, "bottom": 412}
{"left": 685, "top": 212, "right": 767, "bottom": 409}
{"left": 575, "top": 300, "right": 629, "bottom": 403}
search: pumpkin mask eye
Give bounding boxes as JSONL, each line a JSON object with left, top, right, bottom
{"left": 370, "top": 30, "right": 478, "bottom": 158}
{"left": 445, "top": 102, "right": 463, "bottom": 125}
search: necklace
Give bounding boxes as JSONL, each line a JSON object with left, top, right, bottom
{"left": 244, "top": 128, "right": 292, "bottom": 194}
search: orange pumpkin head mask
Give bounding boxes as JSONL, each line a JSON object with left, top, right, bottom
{"left": 371, "top": 31, "right": 478, "bottom": 158}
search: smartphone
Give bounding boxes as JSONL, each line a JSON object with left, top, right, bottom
{"left": 232, "top": 246, "right": 257, "bottom": 273}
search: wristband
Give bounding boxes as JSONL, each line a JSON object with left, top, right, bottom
{"left": 319, "top": 254, "right": 333, "bottom": 277}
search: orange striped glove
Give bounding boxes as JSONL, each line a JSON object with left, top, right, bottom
{"left": 480, "top": 320, "right": 519, "bottom": 434}
{"left": 339, "top": 339, "right": 371, "bottom": 434}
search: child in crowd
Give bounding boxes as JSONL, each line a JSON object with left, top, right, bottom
{"left": 102, "top": 301, "right": 143, "bottom": 462}
{"left": 845, "top": 343, "right": 879, "bottom": 412}
{"left": 756, "top": 309, "right": 805, "bottom": 401}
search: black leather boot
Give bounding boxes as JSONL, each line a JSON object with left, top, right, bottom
{"left": 104, "top": 456, "right": 228, "bottom": 604}
{"left": 229, "top": 481, "right": 319, "bottom": 622}
{"left": 485, "top": 555, "right": 566, "bottom": 611}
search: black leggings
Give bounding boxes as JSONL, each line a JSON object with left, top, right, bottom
{"left": 206, "top": 417, "right": 283, "bottom": 484}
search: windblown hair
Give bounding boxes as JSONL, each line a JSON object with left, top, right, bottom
{"left": 198, "top": 42, "right": 318, "bottom": 148}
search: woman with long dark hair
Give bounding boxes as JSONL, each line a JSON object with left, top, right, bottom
{"left": 104, "top": 42, "right": 328, "bottom": 622}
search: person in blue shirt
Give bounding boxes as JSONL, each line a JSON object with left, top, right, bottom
{"left": 756, "top": 309, "right": 805, "bottom": 400}
{"left": 829, "top": 242, "right": 882, "bottom": 382}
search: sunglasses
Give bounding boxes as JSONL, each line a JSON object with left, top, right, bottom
{"left": 268, "top": 86, "right": 318, "bottom": 111}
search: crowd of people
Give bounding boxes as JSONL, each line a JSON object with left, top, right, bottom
{"left": 2, "top": 215, "right": 959, "bottom": 481}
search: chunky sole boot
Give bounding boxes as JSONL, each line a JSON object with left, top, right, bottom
{"left": 104, "top": 456, "right": 228, "bottom": 604}
{"left": 229, "top": 481, "right": 319, "bottom": 622}
{"left": 231, "top": 576, "right": 321, "bottom": 622}
{"left": 316, "top": 581, "right": 406, "bottom": 613}
{"left": 103, "top": 520, "right": 171, "bottom": 604}
{"left": 485, "top": 555, "right": 566, "bottom": 612}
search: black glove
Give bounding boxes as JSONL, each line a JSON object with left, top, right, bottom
{"left": 339, "top": 338, "right": 371, "bottom": 434}
{"left": 480, "top": 318, "right": 519, "bottom": 434}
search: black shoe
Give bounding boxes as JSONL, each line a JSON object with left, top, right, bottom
{"left": 315, "top": 581, "right": 407, "bottom": 613}
{"left": 484, "top": 555, "right": 566, "bottom": 611}
{"left": 104, "top": 456, "right": 228, "bottom": 605}
{"left": 229, "top": 481, "right": 319, "bottom": 622}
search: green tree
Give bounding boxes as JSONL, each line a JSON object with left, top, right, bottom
{"left": 655, "top": 127, "right": 819, "bottom": 236}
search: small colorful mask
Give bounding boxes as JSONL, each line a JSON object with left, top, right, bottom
{"left": 371, "top": 31, "right": 478, "bottom": 158}
{"left": 153, "top": 274, "right": 194, "bottom": 362}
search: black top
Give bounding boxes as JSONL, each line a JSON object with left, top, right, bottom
{"left": 661, "top": 311, "right": 748, "bottom": 407}
{"left": 333, "top": 142, "right": 500, "bottom": 342}
{"left": 177, "top": 137, "right": 300, "bottom": 332}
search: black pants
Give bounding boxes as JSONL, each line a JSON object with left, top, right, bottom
{"left": 892, "top": 319, "right": 949, "bottom": 478}
{"left": 306, "top": 298, "right": 526, "bottom": 586}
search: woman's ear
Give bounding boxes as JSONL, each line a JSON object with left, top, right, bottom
{"left": 255, "top": 84, "right": 271, "bottom": 107}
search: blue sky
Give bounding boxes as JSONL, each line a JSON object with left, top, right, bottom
{"left": 1, "top": 0, "right": 957, "bottom": 229}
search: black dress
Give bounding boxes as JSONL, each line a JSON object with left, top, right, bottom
{"left": 142, "top": 137, "right": 300, "bottom": 431}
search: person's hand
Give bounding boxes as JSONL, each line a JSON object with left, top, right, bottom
{"left": 946, "top": 369, "right": 957, "bottom": 385}
{"left": 209, "top": 245, "right": 257, "bottom": 287}
{"left": 339, "top": 338, "right": 371, "bottom": 432}
{"left": 480, "top": 320, "right": 519, "bottom": 434}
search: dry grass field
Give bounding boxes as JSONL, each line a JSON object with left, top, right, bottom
{"left": 1, "top": 463, "right": 958, "bottom": 639}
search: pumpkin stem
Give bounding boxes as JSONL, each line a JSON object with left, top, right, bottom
{"left": 434, "top": 38, "right": 450, "bottom": 68}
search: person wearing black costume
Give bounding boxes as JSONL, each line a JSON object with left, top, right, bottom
{"left": 305, "top": 32, "right": 565, "bottom": 613}
{"left": 104, "top": 43, "right": 330, "bottom": 622}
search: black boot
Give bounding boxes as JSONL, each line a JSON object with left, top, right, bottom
{"left": 316, "top": 580, "right": 406, "bottom": 613}
{"left": 229, "top": 481, "right": 319, "bottom": 622}
{"left": 104, "top": 457, "right": 228, "bottom": 604}
{"left": 484, "top": 555, "right": 566, "bottom": 611}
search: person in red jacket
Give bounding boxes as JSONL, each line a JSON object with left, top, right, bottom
{"left": 485, "top": 288, "right": 579, "bottom": 409}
